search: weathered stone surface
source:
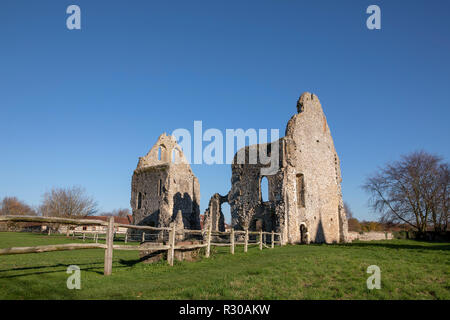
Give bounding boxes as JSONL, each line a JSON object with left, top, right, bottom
{"left": 173, "top": 240, "right": 203, "bottom": 262}
{"left": 132, "top": 92, "right": 348, "bottom": 245}
{"left": 348, "top": 231, "right": 393, "bottom": 242}
{"left": 228, "top": 92, "right": 348, "bottom": 244}
{"left": 139, "top": 241, "right": 203, "bottom": 263}
{"left": 138, "top": 242, "right": 166, "bottom": 263}
{"left": 174, "top": 209, "right": 185, "bottom": 240}
{"left": 203, "top": 193, "right": 226, "bottom": 232}
{"left": 131, "top": 133, "right": 201, "bottom": 236}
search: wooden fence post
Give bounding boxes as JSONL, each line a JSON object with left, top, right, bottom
{"left": 104, "top": 216, "right": 114, "bottom": 276}
{"left": 95, "top": 233, "right": 98, "bottom": 243}
{"left": 230, "top": 228, "right": 235, "bottom": 254}
{"left": 167, "top": 223, "right": 176, "bottom": 266}
{"left": 271, "top": 231, "right": 274, "bottom": 249}
{"left": 244, "top": 229, "right": 248, "bottom": 253}
{"left": 259, "top": 230, "right": 263, "bottom": 250}
{"left": 142, "top": 232, "right": 145, "bottom": 243}
{"left": 124, "top": 233, "right": 128, "bottom": 243}
{"left": 47, "top": 227, "right": 51, "bottom": 236}
{"left": 83, "top": 233, "right": 86, "bottom": 242}
{"left": 205, "top": 220, "right": 212, "bottom": 258}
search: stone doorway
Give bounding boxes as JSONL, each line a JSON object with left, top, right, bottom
{"left": 300, "top": 223, "right": 309, "bottom": 244}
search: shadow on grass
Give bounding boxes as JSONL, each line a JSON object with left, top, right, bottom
{"left": 118, "top": 257, "right": 149, "bottom": 267}
{"left": 344, "top": 241, "right": 450, "bottom": 251}
{"left": 0, "top": 258, "right": 144, "bottom": 278}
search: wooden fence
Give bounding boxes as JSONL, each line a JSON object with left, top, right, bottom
{"left": 0, "top": 215, "right": 282, "bottom": 275}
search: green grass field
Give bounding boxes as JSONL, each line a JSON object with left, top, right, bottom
{"left": 0, "top": 232, "right": 449, "bottom": 300}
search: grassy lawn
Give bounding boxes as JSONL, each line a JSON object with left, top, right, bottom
{"left": 0, "top": 232, "right": 449, "bottom": 300}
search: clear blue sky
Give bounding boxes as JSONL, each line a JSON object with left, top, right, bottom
{"left": 1, "top": 0, "right": 449, "bottom": 222}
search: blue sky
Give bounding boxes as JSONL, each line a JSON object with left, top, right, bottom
{"left": 1, "top": 0, "right": 449, "bottom": 222}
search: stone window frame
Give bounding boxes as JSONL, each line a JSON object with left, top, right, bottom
{"left": 157, "top": 144, "right": 167, "bottom": 162}
{"left": 171, "top": 146, "right": 183, "bottom": 164}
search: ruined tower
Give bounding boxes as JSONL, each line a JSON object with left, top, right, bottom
{"left": 130, "top": 134, "right": 201, "bottom": 230}
{"left": 227, "top": 92, "right": 348, "bottom": 244}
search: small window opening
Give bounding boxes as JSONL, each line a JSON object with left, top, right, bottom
{"left": 137, "top": 192, "right": 142, "bottom": 209}
{"left": 296, "top": 174, "right": 305, "bottom": 208}
{"left": 260, "top": 176, "right": 269, "bottom": 202}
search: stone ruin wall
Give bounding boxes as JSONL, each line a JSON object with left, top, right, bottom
{"left": 283, "top": 93, "right": 348, "bottom": 243}
{"left": 203, "top": 193, "right": 226, "bottom": 232}
{"left": 228, "top": 142, "right": 285, "bottom": 234}
{"left": 131, "top": 134, "right": 201, "bottom": 232}
{"left": 130, "top": 92, "right": 348, "bottom": 245}
{"left": 227, "top": 92, "right": 348, "bottom": 244}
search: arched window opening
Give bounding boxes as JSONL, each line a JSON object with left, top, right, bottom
{"left": 158, "top": 147, "right": 162, "bottom": 161}
{"left": 260, "top": 176, "right": 269, "bottom": 202}
{"left": 137, "top": 192, "right": 142, "bottom": 209}
{"left": 221, "top": 202, "right": 231, "bottom": 227}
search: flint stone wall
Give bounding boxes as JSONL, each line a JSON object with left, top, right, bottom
{"left": 228, "top": 92, "right": 348, "bottom": 244}
{"left": 131, "top": 134, "right": 201, "bottom": 232}
{"left": 348, "top": 231, "right": 394, "bottom": 242}
{"left": 203, "top": 193, "right": 226, "bottom": 232}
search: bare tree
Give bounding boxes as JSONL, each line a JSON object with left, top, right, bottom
{"left": 344, "top": 201, "right": 354, "bottom": 220}
{"left": 363, "top": 151, "right": 449, "bottom": 233}
{"left": 344, "top": 201, "right": 361, "bottom": 231}
{"left": 0, "top": 197, "right": 36, "bottom": 216}
{"left": 102, "top": 208, "right": 130, "bottom": 218}
{"left": 429, "top": 163, "right": 449, "bottom": 231}
{"left": 39, "top": 186, "right": 98, "bottom": 218}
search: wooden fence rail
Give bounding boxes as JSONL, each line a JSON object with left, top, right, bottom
{"left": 0, "top": 215, "right": 283, "bottom": 275}
{"left": 0, "top": 243, "right": 106, "bottom": 255}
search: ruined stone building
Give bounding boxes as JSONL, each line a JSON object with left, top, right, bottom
{"left": 130, "top": 134, "right": 201, "bottom": 231}
{"left": 206, "top": 92, "right": 348, "bottom": 244}
{"left": 203, "top": 193, "right": 227, "bottom": 232}
{"left": 132, "top": 92, "right": 348, "bottom": 244}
